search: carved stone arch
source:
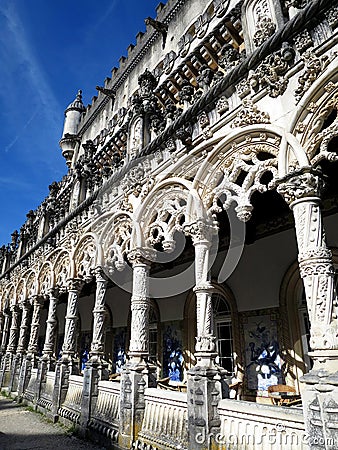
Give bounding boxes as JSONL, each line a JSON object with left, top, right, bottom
{"left": 194, "top": 125, "right": 309, "bottom": 222}
{"left": 73, "top": 233, "right": 98, "bottom": 281}
{"left": 280, "top": 248, "right": 338, "bottom": 393}
{"left": 16, "top": 279, "right": 26, "bottom": 303}
{"left": 135, "top": 178, "right": 204, "bottom": 252}
{"left": 25, "top": 270, "right": 38, "bottom": 299}
{"left": 290, "top": 67, "right": 338, "bottom": 168}
{"left": 53, "top": 251, "right": 71, "bottom": 291}
{"left": 37, "top": 262, "right": 53, "bottom": 296}
{"left": 4, "top": 284, "right": 16, "bottom": 307}
{"left": 99, "top": 212, "right": 133, "bottom": 275}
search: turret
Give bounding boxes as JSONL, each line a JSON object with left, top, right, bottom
{"left": 59, "top": 90, "right": 85, "bottom": 167}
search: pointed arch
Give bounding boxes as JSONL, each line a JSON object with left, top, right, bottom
{"left": 53, "top": 250, "right": 71, "bottom": 290}
{"left": 99, "top": 212, "right": 133, "bottom": 274}
{"left": 37, "top": 262, "right": 53, "bottom": 295}
{"left": 134, "top": 177, "right": 204, "bottom": 251}
{"left": 193, "top": 125, "right": 309, "bottom": 223}
{"left": 73, "top": 232, "right": 99, "bottom": 280}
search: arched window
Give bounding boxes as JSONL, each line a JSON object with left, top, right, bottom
{"left": 213, "top": 293, "right": 235, "bottom": 375}
{"left": 280, "top": 251, "right": 338, "bottom": 392}
{"left": 184, "top": 284, "right": 242, "bottom": 381}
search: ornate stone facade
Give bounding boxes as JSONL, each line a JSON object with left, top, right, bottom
{"left": 1, "top": 0, "right": 338, "bottom": 449}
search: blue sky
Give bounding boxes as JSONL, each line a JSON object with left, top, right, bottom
{"left": 0, "top": 0, "right": 162, "bottom": 245}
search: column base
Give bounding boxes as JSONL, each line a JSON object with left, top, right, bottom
{"left": 8, "top": 353, "right": 23, "bottom": 394}
{"left": 187, "top": 361, "right": 228, "bottom": 450}
{"left": 51, "top": 360, "right": 71, "bottom": 420}
{"left": 17, "top": 354, "right": 33, "bottom": 401}
{"left": 301, "top": 370, "right": 338, "bottom": 450}
{"left": 118, "top": 359, "right": 156, "bottom": 449}
{"left": 0, "top": 353, "right": 14, "bottom": 389}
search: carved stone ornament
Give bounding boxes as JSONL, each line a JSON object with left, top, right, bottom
{"left": 196, "top": 65, "right": 214, "bottom": 91}
{"left": 213, "top": 0, "right": 230, "bottom": 17}
{"left": 162, "top": 50, "right": 177, "bottom": 75}
{"left": 232, "top": 99, "right": 270, "bottom": 128}
{"left": 195, "top": 12, "right": 209, "bottom": 39}
{"left": 127, "top": 247, "right": 156, "bottom": 267}
{"left": 178, "top": 33, "right": 192, "bottom": 58}
{"left": 293, "top": 30, "right": 313, "bottom": 54}
{"left": 295, "top": 51, "right": 334, "bottom": 102}
{"left": 218, "top": 43, "right": 241, "bottom": 74}
{"left": 277, "top": 172, "right": 323, "bottom": 205}
{"left": 138, "top": 69, "right": 158, "bottom": 99}
{"left": 325, "top": 6, "right": 338, "bottom": 30}
{"left": 216, "top": 96, "right": 229, "bottom": 115}
{"left": 209, "top": 144, "right": 277, "bottom": 222}
{"left": 184, "top": 220, "right": 218, "bottom": 244}
{"left": 284, "top": 0, "right": 309, "bottom": 10}
{"left": 253, "top": 15, "right": 276, "bottom": 48}
{"left": 249, "top": 44, "right": 295, "bottom": 98}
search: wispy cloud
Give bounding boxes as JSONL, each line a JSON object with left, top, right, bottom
{"left": 4, "top": 108, "right": 39, "bottom": 153}
{"left": 0, "top": 1, "right": 62, "bottom": 151}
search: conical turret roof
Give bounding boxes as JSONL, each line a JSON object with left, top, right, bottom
{"left": 65, "top": 90, "right": 86, "bottom": 113}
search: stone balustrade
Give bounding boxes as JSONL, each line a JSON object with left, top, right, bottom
{"left": 135, "top": 387, "right": 188, "bottom": 450}
{"left": 58, "top": 374, "right": 83, "bottom": 425}
{"left": 218, "top": 399, "right": 307, "bottom": 450}
{"left": 88, "top": 380, "right": 120, "bottom": 443}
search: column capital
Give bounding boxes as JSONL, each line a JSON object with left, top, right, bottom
{"left": 66, "top": 278, "right": 84, "bottom": 293}
{"left": 277, "top": 170, "right": 324, "bottom": 207}
{"left": 47, "top": 286, "right": 60, "bottom": 299}
{"left": 29, "top": 294, "right": 45, "bottom": 307}
{"left": 93, "top": 266, "right": 108, "bottom": 283}
{"left": 184, "top": 219, "right": 218, "bottom": 245}
{"left": 9, "top": 304, "right": 19, "bottom": 314}
{"left": 127, "top": 247, "right": 156, "bottom": 267}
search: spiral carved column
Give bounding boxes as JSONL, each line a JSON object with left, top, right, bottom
{"left": 278, "top": 170, "right": 338, "bottom": 449}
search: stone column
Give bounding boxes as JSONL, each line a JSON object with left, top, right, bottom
{"left": 35, "top": 289, "right": 59, "bottom": 406}
{"left": 0, "top": 306, "right": 19, "bottom": 389}
{"left": 7, "top": 304, "right": 20, "bottom": 355}
{"left": 41, "top": 289, "right": 59, "bottom": 369}
{"left": 0, "top": 310, "right": 10, "bottom": 355}
{"left": 278, "top": 170, "right": 338, "bottom": 450}
{"left": 0, "top": 311, "right": 10, "bottom": 387}
{"left": 17, "top": 296, "right": 44, "bottom": 400}
{"left": 52, "top": 279, "right": 83, "bottom": 420}
{"left": 60, "top": 278, "right": 83, "bottom": 370}
{"left": 80, "top": 269, "right": 108, "bottom": 434}
{"left": 8, "top": 300, "right": 30, "bottom": 393}
{"left": 119, "top": 248, "right": 155, "bottom": 449}
{"left": 185, "top": 219, "right": 226, "bottom": 450}
{"left": 89, "top": 268, "right": 108, "bottom": 367}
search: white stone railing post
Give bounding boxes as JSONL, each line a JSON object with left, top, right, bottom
{"left": 278, "top": 170, "right": 338, "bottom": 449}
